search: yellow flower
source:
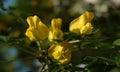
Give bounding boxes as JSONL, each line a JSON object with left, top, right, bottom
{"left": 48, "top": 41, "right": 71, "bottom": 64}
{"left": 48, "top": 18, "right": 63, "bottom": 41}
{"left": 25, "top": 15, "right": 49, "bottom": 41}
{"left": 69, "top": 11, "right": 94, "bottom": 35}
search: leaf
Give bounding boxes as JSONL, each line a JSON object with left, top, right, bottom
{"left": 0, "top": 35, "right": 8, "bottom": 42}
{"left": 113, "top": 39, "right": 120, "bottom": 46}
{"left": 92, "top": 28, "right": 100, "bottom": 34}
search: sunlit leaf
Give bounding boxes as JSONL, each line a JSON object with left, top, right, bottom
{"left": 113, "top": 39, "right": 120, "bottom": 46}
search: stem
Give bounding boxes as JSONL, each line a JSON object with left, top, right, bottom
{"left": 17, "top": 46, "right": 39, "bottom": 57}
{"left": 39, "top": 63, "right": 46, "bottom": 72}
{"left": 36, "top": 41, "right": 43, "bottom": 52}
{"left": 36, "top": 41, "right": 48, "bottom": 72}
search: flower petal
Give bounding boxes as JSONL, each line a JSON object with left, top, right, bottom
{"left": 85, "top": 22, "right": 93, "bottom": 34}
{"left": 27, "top": 16, "right": 34, "bottom": 27}
{"left": 51, "top": 18, "right": 62, "bottom": 29}
{"left": 48, "top": 18, "right": 63, "bottom": 42}
{"left": 69, "top": 12, "right": 86, "bottom": 34}
{"left": 48, "top": 28, "right": 63, "bottom": 41}
{"left": 69, "top": 11, "right": 94, "bottom": 35}
{"left": 80, "top": 22, "right": 93, "bottom": 35}
{"left": 26, "top": 15, "right": 49, "bottom": 41}
{"left": 48, "top": 41, "right": 71, "bottom": 64}
{"left": 84, "top": 11, "right": 94, "bottom": 22}
{"left": 25, "top": 27, "right": 36, "bottom": 41}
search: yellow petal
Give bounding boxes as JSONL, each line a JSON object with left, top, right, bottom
{"left": 85, "top": 22, "right": 93, "bottom": 34}
{"left": 80, "top": 25, "right": 89, "bottom": 35}
{"left": 84, "top": 11, "right": 94, "bottom": 22}
{"left": 48, "top": 18, "right": 63, "bottom": 42}
{"left": 25, "top": 27, "right": 36, "bottom": 41}
{"left": 37, "top": 23, "right": 49, "bottom": 40}
{"left": 69, "top": 13, "right": 86, "bottom": 34}
{"left": 69, "top": 11, "right": 94, "bottom": 35}
{"left": 48, "top": 28, "right": 63, "bottom": 41}
{"left": 48, "top": 41, "right": 71, "bottom": 64}
{"left": 80, "top": 22, "right": 93, "bottom": 35}
{"left": 51, "top": 18, "right": 62, "bottom": 29}
{"left": 26, "top": 15, "right": 49, "bottom": 41}
{"left": 26, "top": 16, "right": 34, "bottom": 27}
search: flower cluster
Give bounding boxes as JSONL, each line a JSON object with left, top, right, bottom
{"left": 25, "top": 11, "right": 94, "bottom": 64}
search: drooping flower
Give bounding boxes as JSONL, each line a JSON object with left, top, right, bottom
{"left": 69, "top": 11, "right": 94, "bottom": 35}
{"left": 25, "top": 15, "right": 49, "bottom": 41}
{"left": 48, "top": 18, "right": 63, "bottom": 42}
{"left": 48, "top": 41, "right": 71, "bottom": 64}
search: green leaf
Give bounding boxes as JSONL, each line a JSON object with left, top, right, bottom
{"left": 113, "top": 39, "right": 120, "bottom": 46}
{"left": 92, "top": 28, "right": 100, "bottom": 34}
